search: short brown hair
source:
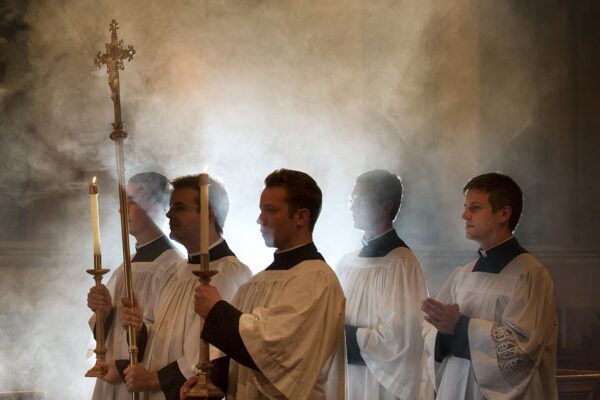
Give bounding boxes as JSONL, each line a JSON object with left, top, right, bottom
{"left": 171, "top": 174, "right": 229, "bottom": 234}
{"left": 356, "top": 170, "right": 403, "bottom": 221}
{"left": 463, "top": 172, "right": 523, "bottom": 232}
{"left": 264, "top": 169, "right": 322, "bottom": 232}
{"left": 128, "top": 172, "right": 171, "bottom": 213}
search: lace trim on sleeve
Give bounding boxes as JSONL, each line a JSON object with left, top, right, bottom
{"left": 491, "top": 323, "right": 534, "bottom": 385}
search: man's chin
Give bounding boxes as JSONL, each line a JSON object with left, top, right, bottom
{"left": 261, "top": 235, "right": 275, "bottom": 248}
{"left": 353, "top": 220, "right": 366, "bottom": 231}
{"left": 169, "top": 231, "right": 182, "bottom": 244}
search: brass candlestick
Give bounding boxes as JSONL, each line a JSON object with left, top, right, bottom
{"left": 85, "top": 254, "right": 111, "bottom": 378}
{"left": 186, "top": 256, "right": 225, "bottom": 398}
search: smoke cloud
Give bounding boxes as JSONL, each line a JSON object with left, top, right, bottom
{"left": 1, "top": 0, "right": 594, "bottom": 398}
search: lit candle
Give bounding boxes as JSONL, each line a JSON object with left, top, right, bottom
{"left": 199, "top": 173, "right": 209, "bottom": 255}
{"left": 89, "top": 177, "right": 102, "bottom": 264}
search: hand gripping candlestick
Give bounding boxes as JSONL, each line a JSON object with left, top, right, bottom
{"left": 186, "top": 173, "right": 225, "bottom": 399}
{"left": 94, "top": 19, "right": 138, "bottom": 400}
{"left": 85, "top": 177, "right": 111, "bottom": 378}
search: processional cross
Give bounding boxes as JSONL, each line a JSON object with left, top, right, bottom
{"left": 94, "top": 19, "right": 136, "bottom": 134}
{"left": 93, "top": 19, "right": 139, "bottom": 400}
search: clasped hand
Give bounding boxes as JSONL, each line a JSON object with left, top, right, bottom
{"left": 422, "top": 298, "right": 461, "bottom": 334}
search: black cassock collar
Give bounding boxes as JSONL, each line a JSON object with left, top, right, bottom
{"left": 188, "top": 240, "right": 236, "bottom": 264}
{"left": 132, "top": 235, "right": 174, "bottom": 263}
{"left": 266, "top": 242, "right": 325, "bottom": 271}
{"left": 359, "top": 229, "right": 409, "bottom": 258}
{"left": 473, "top": 237, "right": 527, "bottom": 274}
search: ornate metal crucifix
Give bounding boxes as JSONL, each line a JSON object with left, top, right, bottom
{"left": 94, "top": 19, "right": 136, "bottom": 134}
{"left": 93, "top": 20, "right": 138, "bottom": 400}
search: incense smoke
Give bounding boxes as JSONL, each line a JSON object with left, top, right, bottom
{"left": 1, "top": 0, "right": 596, "bottom": 398}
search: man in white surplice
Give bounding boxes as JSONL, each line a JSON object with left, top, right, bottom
{"left": 336, "top": 170, "right": 432, "bottom": 400}
{"left": 101, "top": 174, "right": 252, "bottom": 400}
{"left": 422, "top": 172, "right": 558, "bottom": 400}
{"left": 87, "top": 172, "right": 183, "bottom": 400}
{"left": 183, "top": 168, "right": 346, "bottom": 400}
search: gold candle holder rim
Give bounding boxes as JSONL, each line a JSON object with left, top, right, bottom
{"left": 86, "top": 268, "right": 111, "bottom": 275}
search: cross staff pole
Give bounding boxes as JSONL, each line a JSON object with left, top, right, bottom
{"left": 94, "top": 19, "right": 138, "bottom": 400}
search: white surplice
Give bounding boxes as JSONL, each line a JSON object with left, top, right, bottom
{"left": 423, "top": 253, "right": 558, "bottom": 400}
{"left": 89, "top": 246, "right": 182, "bottom": 400}
{"left": 337, "top": 246, "right": 432, "bottom": 400}
{"left": 227, "top": 259, "right": 346, "bottom": 400}
{"left": 145, "top": 254, "right": 252, "bottom": 400}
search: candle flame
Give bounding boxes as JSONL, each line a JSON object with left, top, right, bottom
{"left": 92, "top": 176, "right": 97, "bottom": 184}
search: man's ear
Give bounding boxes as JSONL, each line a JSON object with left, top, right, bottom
{"left": 381, "top": 199, "right": 394, "bottom": 217}
{"left": 295, "top": 208, "right": 311, "bottom": 229}
{"left": 208, "top": 209, "right": 217, "bottom": 225}
{"left": 498, "top": 205, "right": 512, "bottom": 225}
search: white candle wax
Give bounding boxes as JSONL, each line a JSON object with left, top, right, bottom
{"left": 89, "top": 177, "right": 102, "bottom": 263}
{"left": 199, "top": 173, "right": 209, "bottom": 255}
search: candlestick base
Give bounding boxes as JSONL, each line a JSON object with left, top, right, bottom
{"left": 85, "top": 361, "right": 108, "bottom": 378}
{"left": 185, "top": 371, "right": 224, "bottom": 399}
{"left": 85, "top": 267, "right": 111, "bottom": 379}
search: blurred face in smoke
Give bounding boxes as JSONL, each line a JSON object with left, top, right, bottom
{"left": 166, "top": 187, "right": 200, "bottom": 252}
{"left": 257, "top": 186, "right": 298, "bottom": 250}
{"left": 462, "top": 189, "right": 512, "bottom": 249}
{"left": 126, "top": 182, "right": 154, "bottom": 240}
{"left": 349, "top": 182, "right": 388, "bottom": 234}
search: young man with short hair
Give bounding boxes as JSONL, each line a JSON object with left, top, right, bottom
{"left": 422, "top": 172, "right": 558, "bottom": 400}
{"left": 101, "top": 174, "right": 252, "bottom": 400}
{"left": 184, "top": 168, "right": 346, "bottom": 400}
{"left": 336, "top": 169, "right": 431, "bottom": 400}
{"left": 87, "top": 172, "right": 183, "bottom": 400}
